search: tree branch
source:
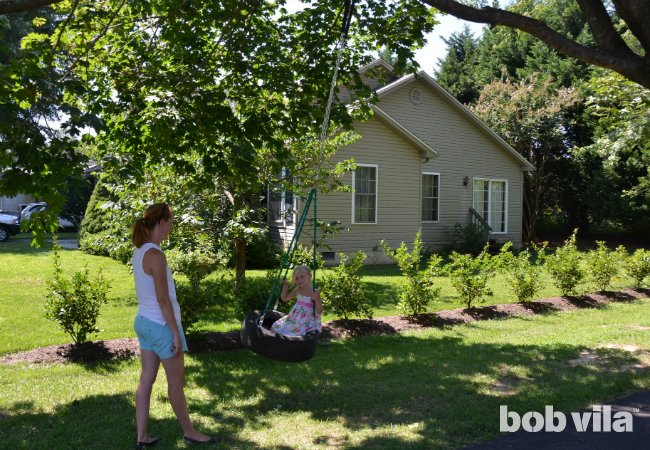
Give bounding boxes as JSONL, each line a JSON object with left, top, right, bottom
{"left": 423, "top": 0, "right": 650, "bottom": 89}
{"left": 612, "top": 0, "right": 650, "bottom": 54}
{"left": 0, "top": 0, "right": 63, "bottom": 14}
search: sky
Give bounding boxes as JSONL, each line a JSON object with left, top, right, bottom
{"left": 284, "top": 0, "right": 485, "bottom": 76}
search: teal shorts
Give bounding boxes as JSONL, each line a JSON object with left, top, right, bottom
{"left": 134, "top": 315, "right": 188, "bottom": 359}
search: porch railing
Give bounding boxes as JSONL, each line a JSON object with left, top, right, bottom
{"left": 469, "top": 207, "right": 492, "bottom": 234}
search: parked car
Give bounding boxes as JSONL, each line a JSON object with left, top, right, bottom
{"left": 20, "top": 202, "right": 77, "bottom": 230}
{"left": 0, "top": 212, "right": 21, "bottom": 242}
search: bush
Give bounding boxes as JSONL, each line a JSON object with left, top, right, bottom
{"left": 79, "top": 178, "right": 117, "bottom": 241}
{"left": 586, "top": 241, "right": 626, "bottom": 291}
{"left": 167, "top": 249, "right": 218, "bottom": 285}
{"left": 79, "top": 229, "right": 132, "bottom": 264}
{"left": 498, "top": 242, "right": 546, "bottom": 303}
{"left": 452, "top": 222, "right": 489, "bottom": 255}
{"left": 382, "top": 231, "right": 442, "bottom": 315}
{"left": 320, "top": 251, "right": 371, "bottom": 319}
{"left": 166, "top": 248, "right": 221, "bottom": 331}
{"left": 175, "top": 275, "right": 231, "bottom": 332}
{"left": 287, "top": 244, "right": 324, "bottom": 271}
{"left": 543, "top": 230, "right": 585, "bottom": 296}
{"left": 445, "top": 244, "right": 498, "bottom": 309}
{"left": 234, "top": 270, "right": 280, "bottom": 319}
{"left": 245, "top": 234, "right": 282, "bottom": 269}
{"left": 624, "top": 249, "right": 650, "bottom": 288}
{"left": 44, "top": 242, "right": 110, "bottom": 344}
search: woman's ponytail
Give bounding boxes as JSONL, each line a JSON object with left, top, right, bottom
{"left": 131, "top": 217, "right": 149, "bottom": 248}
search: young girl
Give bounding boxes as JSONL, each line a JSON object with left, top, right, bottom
{"left": 272, "top": 265, "right": 323, "bottom": 336}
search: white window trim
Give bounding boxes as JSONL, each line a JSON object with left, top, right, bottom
{"left": 421, "top": 171, "right": 440, "bottom": 223}
{"left": 472, "top": 177, "right": 508, "bottom": 234}
{"left": 351, "top": 163, "right": 378, "bottom": 225}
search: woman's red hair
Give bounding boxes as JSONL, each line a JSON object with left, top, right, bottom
{"left": 131, "top": 203, "right": 172, "bottom": 247}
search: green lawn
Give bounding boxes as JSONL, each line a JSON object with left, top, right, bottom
{"left": 0, "top": 239, "right": 649, "bottom": 449}
{"left": 0, "top": 238, "right": 639, "bottom": 354}
{"left": 1, "top": 302, "right": 649, "bottom": 449}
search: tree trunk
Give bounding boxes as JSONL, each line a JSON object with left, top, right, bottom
{"left": 234, "top": 237, "right": 246, "bottom": 289}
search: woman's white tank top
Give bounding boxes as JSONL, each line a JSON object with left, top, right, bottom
{"left": 132, "top": 242, "right": 181, "bottom": 326}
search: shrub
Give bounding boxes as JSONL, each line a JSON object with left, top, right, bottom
{"left": 175, "top": 275, "right": 231, "bottom": 332}
{"left": 624, "top": 249, "right": 650, "bottom": 288}
{"left": 167, "top": 248, "right": 220, "bottom": 332}
{"left": 287, "top": 244, "right": 324, "bottom": 271}
{"left": 586, "top": 241, "right": 626, "bottom": 292}
{"left": 543, "top": 230, "right": 585, "bottom": 296}
{"left": 452, "top": 222, "right": 489, "bottom": 255}
{"left": 245, "top": 234, "right": 282, "bottom": 269}
{"left": 44, "top": 242, "right": 110, "bottom": 344}
{"left": 445, "top": 244, "right": 498, "bottom": 309}
{"left": 382, "top": 231, "right": 442, "bottom": 315}
{"left": 79, "top": 228, "right": 132, "bottom": 264}
{"left": 234, "top": 270, "right": 280, "bottom": 319}
{"left": 167, "top": 249, "right": 217, "bottom": 285}
{"left": 320, "top": 251, "right": 371, "bottom": 319}
{"left": 498, "top": 242, "right": 546, "bottom": 303}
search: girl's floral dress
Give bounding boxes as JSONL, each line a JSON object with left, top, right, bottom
{"left": 271, "top": 293, "right": 322, "bottom": 336}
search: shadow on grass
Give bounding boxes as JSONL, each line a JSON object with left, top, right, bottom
{"left": 0, "top": 239, "right": 78, "bottom": 255}
{"left": 184, "top": 333, "right": 650, "bottom": 449}
{"left": 2, "top": 332, "right": 648, "bottom": 449}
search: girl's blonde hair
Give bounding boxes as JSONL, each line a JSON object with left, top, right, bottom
{"left": 131, "top": 203, "right": 172, "bottom": 247}
{"left": 293, "top": 264, "right": 312, "bottom": 280}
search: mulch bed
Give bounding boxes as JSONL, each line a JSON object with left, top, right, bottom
{"left": 3, "top": 288, "right": 649, "bottom": 366}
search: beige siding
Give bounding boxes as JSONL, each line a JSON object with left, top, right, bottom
{"left": 280, "top": 77, "right": 526, "bottom": 262}
{"left": 377, "top": 79, "right": 524, "bottom": 248}
{"left": 304, "top": 120, "right": 423, "bottom": 263}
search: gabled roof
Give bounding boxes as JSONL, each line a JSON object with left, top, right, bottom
{"left": 374, "top": 69, "right": 535, "bottom": 172}
{"left": 371, "top": 105, "right": 438, "bottom": 161}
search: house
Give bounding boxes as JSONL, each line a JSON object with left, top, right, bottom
{"left": 270, "top": 60, "right": 534, "bottom": 264}
{"left": 0, "top": 193, "right": 35, "bottom": 213}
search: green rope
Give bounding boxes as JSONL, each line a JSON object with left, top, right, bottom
{"left": 263, "top": 188, "right": 316, "bottom": 314}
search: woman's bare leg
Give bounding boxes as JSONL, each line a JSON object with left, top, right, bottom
{"left": 161, "top": 353, "right": 212, "bottom": 441}
{"left": 136, "top": 349, "right": 160, "bottom": 442}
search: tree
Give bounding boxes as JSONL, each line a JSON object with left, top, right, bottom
{"left": 470, "top": 74, "right": 581, "bottom": 241}
{"left": 435, "top": 26, "right": 482, "bottom": 104}
{"left": 8, "top": 0, "right": 433, "bottom": 284}
{"left": 4, "top": 1, "right": 650, "bottom": 89}
{"left": 573, "top": 69, "right": 650, "bottom": 232}
{"left": 423, "top": 0, "right": 650, "bottom": 89}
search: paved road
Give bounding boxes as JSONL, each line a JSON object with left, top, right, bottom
{"left": 465, "top": 391, "right": 650, "bottom": 449}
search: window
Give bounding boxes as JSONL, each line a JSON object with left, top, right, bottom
{"left": 267, "top": 169, "right": 294, "bottom": 224}
{"left": 472, "top": 178, "right": 507, "bottom": 233}
{"left": 352, "top": 164, "right": 377, "bottom": 224}
{"left": 422, "top": 172, "right": 440, "bottom": 222}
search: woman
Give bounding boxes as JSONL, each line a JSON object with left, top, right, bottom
{"left": 131, "top": 203, "right": 216, "bottom": 448}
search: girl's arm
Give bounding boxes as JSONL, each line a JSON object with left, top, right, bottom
{"left": 311, "top": 290, "right": 323, "bottom": 315}
{"left": 280, "top": 278, "right": 298, "bottom": 302}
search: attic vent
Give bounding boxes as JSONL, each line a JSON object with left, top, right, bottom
{"left": 409, "top": 88, "right": 423, "bottom": 105}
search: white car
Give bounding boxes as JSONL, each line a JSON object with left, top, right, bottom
{"left": 20, "top": 203, "right": 76, "bottom": 230}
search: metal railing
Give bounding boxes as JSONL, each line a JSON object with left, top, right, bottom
{"left": 469, "top": 207, "right": 492, "bottom": 234}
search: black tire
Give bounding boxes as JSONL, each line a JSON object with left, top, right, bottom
{"left": 0, "top": 226, "right": 9, "bottom": 242}
{"left": 240, "top": 310, "right": 319, "bottom": 362}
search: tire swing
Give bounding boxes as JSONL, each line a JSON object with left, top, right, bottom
{"left": 240, "top": 189, "right": 321, "bottom": 362}
{"left": 240, "top": 0, "right": 355, "bottom": 363}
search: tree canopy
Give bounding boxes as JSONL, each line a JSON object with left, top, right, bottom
{"left": 424, "top": 0, "right": 650, "bottom": 89}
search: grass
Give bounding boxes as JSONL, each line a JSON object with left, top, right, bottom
{"left": 1, "top": 301, "right": 649, "bottom": 449}
{"left": 0, "top": 238, "right": 648, "bottom": 448}
{"left": 0, "top": 238, "right": 640, "bottom": 354}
